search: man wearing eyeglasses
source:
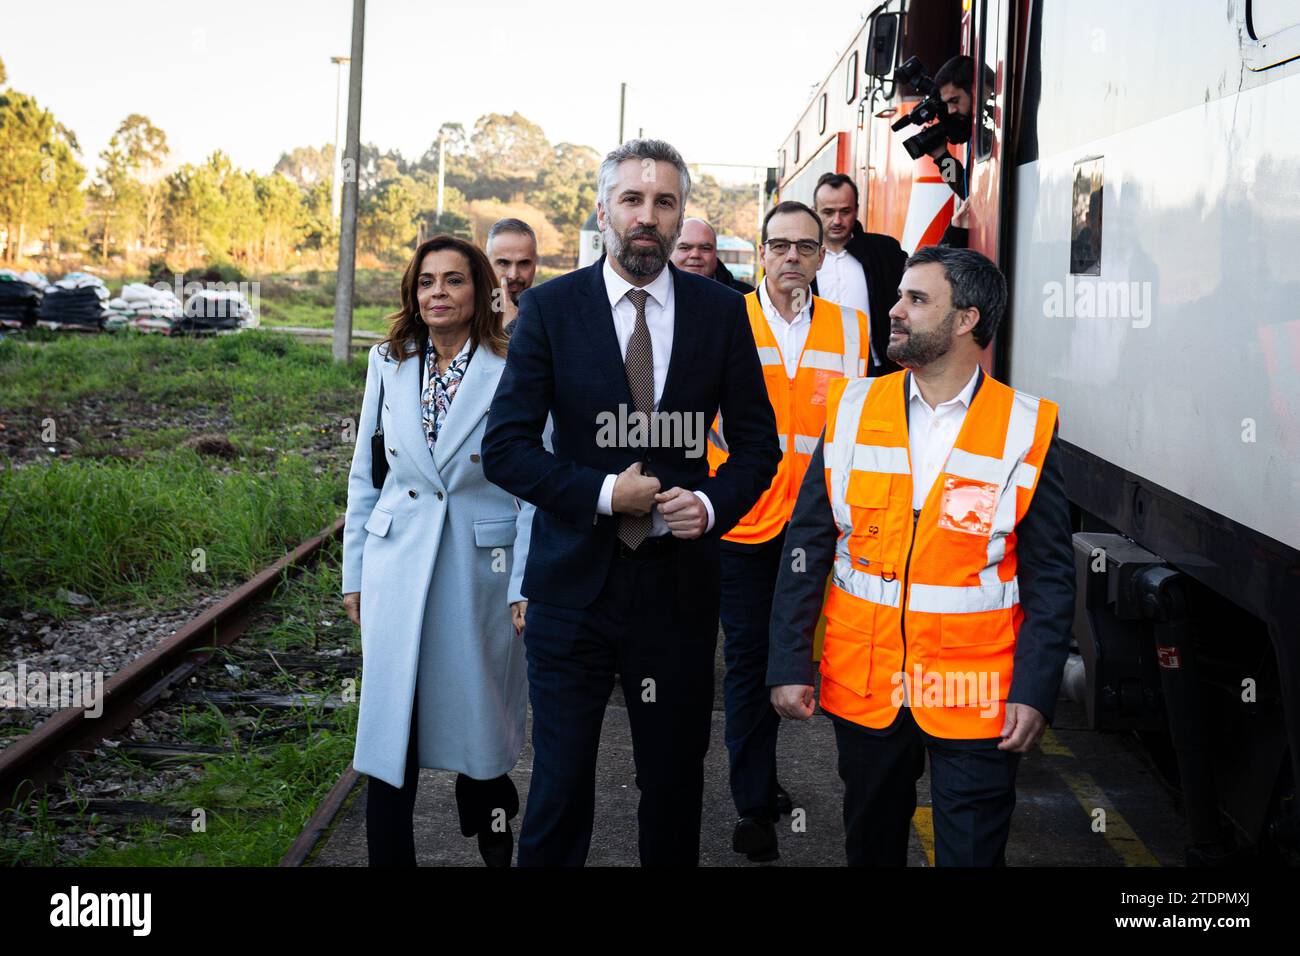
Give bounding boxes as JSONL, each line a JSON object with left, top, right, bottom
{"left": 707, "top": 200, "right": 871, "bottom": 862}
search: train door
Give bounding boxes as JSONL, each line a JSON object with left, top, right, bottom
{"left": 965, "top": 0, "right": 1016, "bottom": 261}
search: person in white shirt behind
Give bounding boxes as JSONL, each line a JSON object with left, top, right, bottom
{"left": 810, "top": 172, "right": 907, "bottom": 375}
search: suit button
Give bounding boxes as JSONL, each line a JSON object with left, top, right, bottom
{"left": 408, "top": 489, "right": 418, "bottom": 499}
{"left": 436, "top": 491, "right": 444, "bottom": 501}
{"left": 470, "top": 453, "right": 481, "bottom": 463}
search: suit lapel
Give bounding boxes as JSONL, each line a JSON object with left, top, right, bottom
{"left": 658, "top": 262, "right": 691, "bottom": 413}
{"left": 381, "top": 345, "right": 443, "bottom": 489}
{"left": 583, "top": 257, "right": 635, "bottom": 408}
{"left": 432, "top": 346, "right": 503, "bottom": 472}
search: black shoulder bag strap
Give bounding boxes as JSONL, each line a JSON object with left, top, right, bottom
{"left": 370, "top": 372, "right": 389, "bottom": 489}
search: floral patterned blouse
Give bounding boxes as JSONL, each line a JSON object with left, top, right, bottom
{"left": 421, "top": 338, "right": 472, "bottom": 451}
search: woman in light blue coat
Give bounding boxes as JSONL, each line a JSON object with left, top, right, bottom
{"left": 341, "top": 235, "right": 534, "bottom": 867}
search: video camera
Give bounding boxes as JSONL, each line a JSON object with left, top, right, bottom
{"left": 891, "top": 56, "right": 965, "bottom": 160}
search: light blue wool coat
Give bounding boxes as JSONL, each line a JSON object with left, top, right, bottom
{"left": 342, "top": 340, "right": 534, "bottom": 788}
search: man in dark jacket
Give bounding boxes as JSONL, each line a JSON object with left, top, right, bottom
{"left": 672, "top": 217, "right": 755, "bottom": 294}
{"left": 809, "top": 173, "right": 907, "bottom": 375}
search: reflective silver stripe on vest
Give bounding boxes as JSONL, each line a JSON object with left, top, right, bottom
{"left": 792, "top": 433, "right": 820, "bottom": 455}
{"left": 827, "top": 378, "right": 874, "bottom": 532}
{"left": 945, "top": 447, "right": 1005, "bottom": 486}
{"left": 837, "top": 301, "right": 861, "bottom": 380}
{"left": 908, "top": 578, "right": 1020, "bottom": 614}
{"left": 755, "top": 346, "right": 783, "bottom": 368}
{"left": 800, "top": 349, "right": 846, "bottom": 373}
{"left": 983, "top": 390, "right": 1042, "bottom": 586}
{"left": 832, "top": 553, "right": 903, "bottom": 608}
{"left": 852, "top": 443, "right": 911, "bottom": 475}
{"left": 780, "top": 433, "right": 819, "bottom": 455}
{"left": 709, "top": 413, "right": 728, "bottom": 453}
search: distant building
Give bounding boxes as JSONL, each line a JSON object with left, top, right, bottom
{"left": 578, "top": 210, "right": 603, "bottom": 268}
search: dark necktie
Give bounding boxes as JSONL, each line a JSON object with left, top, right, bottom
{"left": 618, "top": 288, "right": 654, "bottom": 549}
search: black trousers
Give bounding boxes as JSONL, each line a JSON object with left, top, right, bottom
{"left": 518, "top": 537, "right": 719, "bottom": 866}
{"left": 365, "top": 697, "right": 520, "bottom": 867}
{"left": 719, "top": 530, "right": 786, "bottom": 819}
{"left": 831, "top": 706, "right": 1021, "bottom": 866}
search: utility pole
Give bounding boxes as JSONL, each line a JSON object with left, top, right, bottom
{"left": 330, "top": 55, "right": 350, "bottom": 221}
{"left": 618, "top": 82, "right": 627, "bottom": 145}
{"left": 436, "top": 128, "right": 446, "bottom": 220}
{"left": 332, "top": 0, "right": 364, "bottom": 364}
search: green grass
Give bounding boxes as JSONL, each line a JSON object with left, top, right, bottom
{"left": 0, "top": 330, "right": 366, "bottom": 615}
{"left": 79, "top": 707, "right": 358, "bottom": 867}
{"left": 257, "top": 301, "right": 390, "bottom": 334}
{"left": 0, "top": 453, "right": 345, "bottom": 612}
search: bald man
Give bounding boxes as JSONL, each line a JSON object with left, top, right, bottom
{"left": 672, "top": 217, "right": 754, "bottom": 294}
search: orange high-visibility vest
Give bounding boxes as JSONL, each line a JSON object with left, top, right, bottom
{"left": 708, "top": 290, "right": 871, "bottom": 545}
{"left": 818, "top": 371, "right": 1058, "bottom": 739}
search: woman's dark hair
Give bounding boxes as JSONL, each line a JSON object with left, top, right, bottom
{"left": 379, "top": 235, "right": 508, "bottom": 364}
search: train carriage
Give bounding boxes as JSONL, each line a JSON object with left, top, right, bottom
{"left": 777, "top": 0, "right": 1300, "bottom": 862}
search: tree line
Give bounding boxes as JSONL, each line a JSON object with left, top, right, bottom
{"left": 0, "top": 56, "right": 761, "bottom": 273}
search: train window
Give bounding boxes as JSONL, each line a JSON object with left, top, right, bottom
{"left": 818, "top": 94, "right": 828, "bottom": 134}
{"left": 794, "top": 131, "right": 801, "bottom": 164}
{"left": 846, "top": 52, "right": 859, "bottom": 102}
{"left": 974, "top": 0, "right": 999, "bottom": 163}
{"left": 1249, "top": 0, "right": 1300, "bottom": 38}
{"left": 1244, "top": 0, "right": 1300, "bottom": 69}
{"left": 779, "top": 149, "right": 787, "bottom": 179}
{"left": 1070, "top": 158, "right": 1103, "bottom": 276}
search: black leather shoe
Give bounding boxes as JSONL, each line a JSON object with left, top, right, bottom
{"left": 775, "top": 783, "right": 793, "bottom": 816}
{"left": 733, "top": 816, "right": 779, "bottom": 862}
{"left": 477, "top": 823, "right": 513, "bottom": 867}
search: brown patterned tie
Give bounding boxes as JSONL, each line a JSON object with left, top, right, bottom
{"left": 618, "top": 288, "right": 654, "bottom": 550}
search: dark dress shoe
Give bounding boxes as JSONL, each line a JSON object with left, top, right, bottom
{"left": 733, "top": 816, "right": 779, "bottom": 862}
{"left": 477, "top": 823, "right": 513, "bottom": 867}
{"left": 775, "top": 783, "right": 793, "bottom": 816}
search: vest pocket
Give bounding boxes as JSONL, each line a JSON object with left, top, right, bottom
{"left": 819, "top": 600, "right": 875, "bottom": 696}
{"left": 846, "top": 471, "right": 892, "bottom": 568}
{"left": 936, "top": 610, "right": 1014, "bottom": 701}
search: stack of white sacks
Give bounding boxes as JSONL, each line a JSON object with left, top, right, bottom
{"left": 107, "top": 283, "right": 185, "bottom": 333}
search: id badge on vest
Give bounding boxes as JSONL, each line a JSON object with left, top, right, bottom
{"left": 811, "top": 370, "right": 832, "bottom": 406}
{"left": 937, "top": 475, "right": 998, "bottom": 536}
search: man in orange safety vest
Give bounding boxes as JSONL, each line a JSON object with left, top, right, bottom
{"left": 767, "top": 245, "right": 1075, "bottom": 866}
{"left": 708, "top": 200, "right": 871, "bottom": 862}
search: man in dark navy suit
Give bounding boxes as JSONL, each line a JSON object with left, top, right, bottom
{"left": 483, "top": 139, "right": 780, "bottom": 866}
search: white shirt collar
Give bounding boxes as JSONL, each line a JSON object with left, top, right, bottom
{"left": 603, "top": 256, "right": 672, "bottom": 312}
{"left": 824, "top": 247, "right": 851, "bottom": 260}
{"left": 758, "top": 277, "right": 811, "bottom": 326}
{"left": 909, "top": 365, "right": 981, "bottom": 413}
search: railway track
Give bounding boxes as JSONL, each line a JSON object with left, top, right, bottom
{"left": 0, "top": 516, "right": 362, "bottom": 866}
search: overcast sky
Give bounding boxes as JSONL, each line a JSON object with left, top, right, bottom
{"left": 5, "top": 0, "right": 874, "bottom": 182}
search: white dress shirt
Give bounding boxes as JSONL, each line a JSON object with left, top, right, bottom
{"left": 908, "top": 366, "right": 980, "bottom": 510}
{"left": 758, "top": 278, "right": 812, "bottom": 379}
{"left": 817, "top": 247, "right": 879, "bottom": 366}
{"left": 595, "top": 259, "right": 714, "bottom": 534}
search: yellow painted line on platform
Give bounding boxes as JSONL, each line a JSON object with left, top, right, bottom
{"left": 1041, "top": 729, "right": 1160, "bottom": 867}
{"left": 1039, "top": 727, "right": 1075, "bottom": 757}
{"left": 912, "top": 806, "right": 935, "bottom": 866}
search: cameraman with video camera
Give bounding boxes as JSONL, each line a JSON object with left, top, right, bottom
{"left": 893, "top": 54, "right": 979, "bottom": 247}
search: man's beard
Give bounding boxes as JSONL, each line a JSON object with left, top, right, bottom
{"left": 605, "top": 219, "right": 677, "bottom": 277}
{"left": 886, "top": 308, "right": 957, "bottom": 367}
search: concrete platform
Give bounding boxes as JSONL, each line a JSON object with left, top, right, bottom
{"left": 310, "top": 640, "right": 1187, "bottom": 867}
